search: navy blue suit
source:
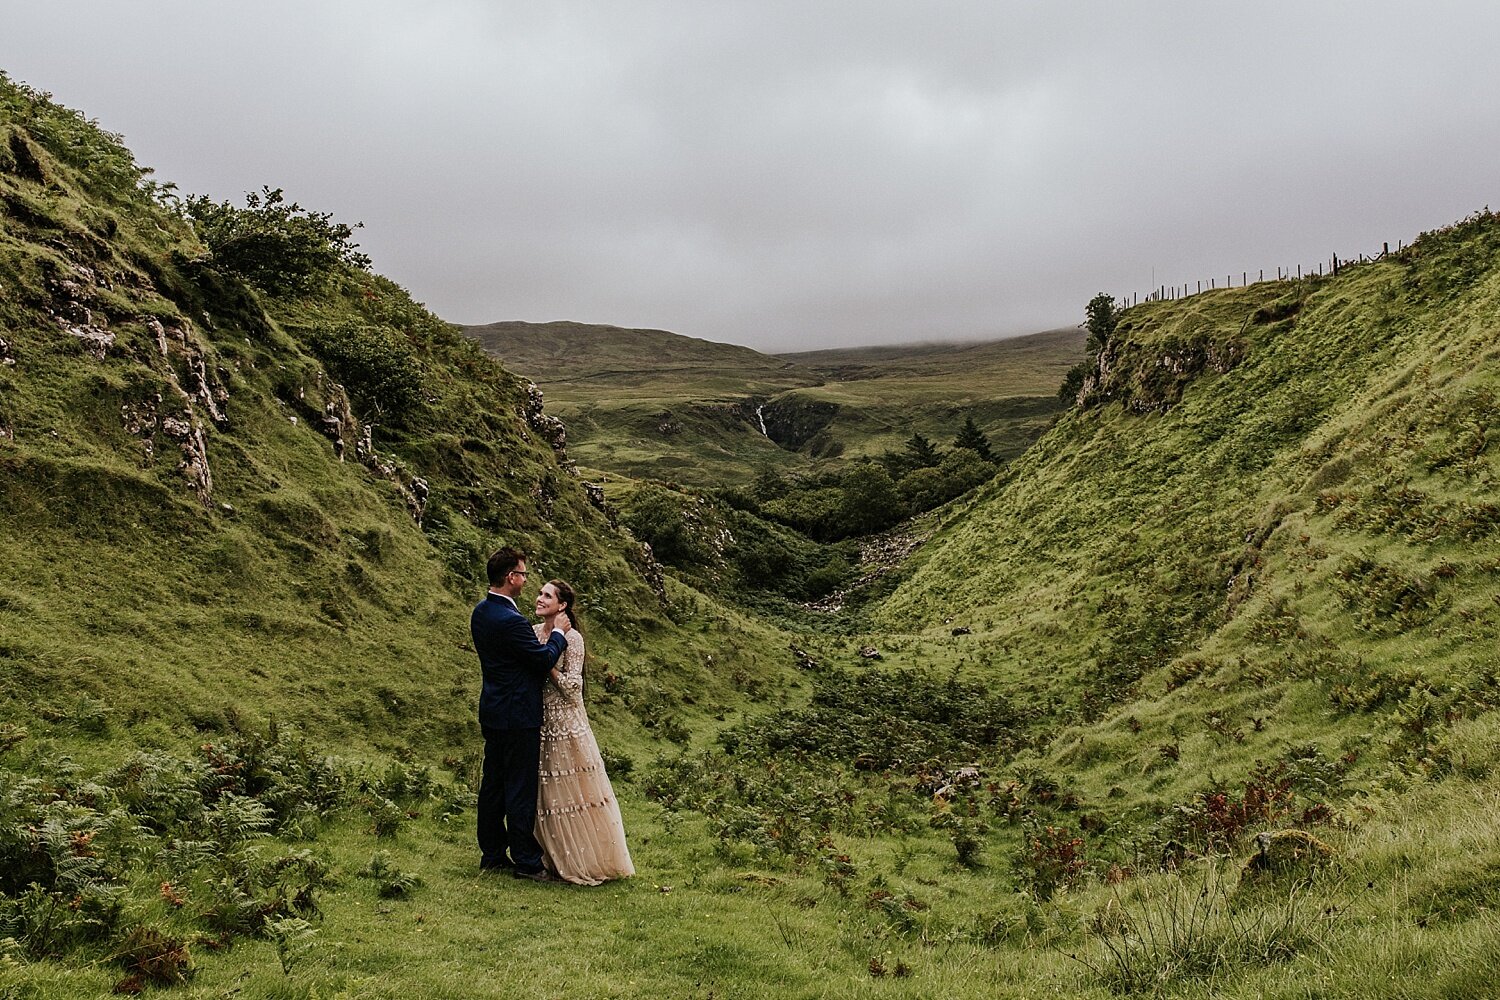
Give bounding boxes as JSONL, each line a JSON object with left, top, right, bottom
{"left": 471, "top": 592, "right": 567, "bottom": 872}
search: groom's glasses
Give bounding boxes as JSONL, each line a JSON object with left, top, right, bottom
{"left": 508, "top": 569, "right": 528, "bottom": 578}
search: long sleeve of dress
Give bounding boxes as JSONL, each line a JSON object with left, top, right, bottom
{"left": 553, "top": 631, "right": 585, "bottom": 700}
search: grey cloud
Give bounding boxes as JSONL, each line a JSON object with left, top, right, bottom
{"left": 4, "top": 1, "right": 1498, "bottom": 350}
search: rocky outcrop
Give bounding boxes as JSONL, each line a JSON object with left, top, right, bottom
{"left": 1076, "top": 330, "right": 1245, "bottom": 413}
{"left": 632, "top": 541, "right": 668, "bottom": 604}
{"left": 583, "top": 480, "right": 617, "bottom": 528}
{"left": 804, "top": 527, "right": 924, "bottom": 612}
{"left": 521, "top": 380, "right": 569, "bottom": 458}
{"left": 759, "top": 396, "right": 839, "bottom": 450}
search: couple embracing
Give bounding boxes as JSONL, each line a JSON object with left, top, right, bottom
{"left": 471, "top": 547, "right": 634, "bottom": 885}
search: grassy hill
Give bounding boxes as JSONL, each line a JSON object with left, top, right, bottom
{"left": 462, "top": 320, "right": 820, "bottom": 486}
{"left": 773, "top": 327, "right": 1082, "bottom": 462}
{"left": 463, "top": 319, "right": 1081, "bottom": 487}
{"left": 0, "top": 82, "right": 719, "bottom": 753}
{"left": 4, "top": 70, "right": 1500, "bottom": 999}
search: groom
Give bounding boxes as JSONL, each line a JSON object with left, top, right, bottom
{"left": 472, "top": 546, "right": 569, "bottom": 880}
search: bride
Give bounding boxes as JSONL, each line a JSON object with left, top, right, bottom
{"left": 532, "top": 579, "right": 634, "bottom": 885}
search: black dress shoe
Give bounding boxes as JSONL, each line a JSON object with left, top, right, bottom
{"left": 480, "top": 858, "right": 514, "bottom": 871}
{"left": 512, "top": 868, "right": 556, "bottom": 882}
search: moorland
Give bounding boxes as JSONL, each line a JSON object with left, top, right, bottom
{"left": 2, "top": 72, "right": 1499, "bottom": 999}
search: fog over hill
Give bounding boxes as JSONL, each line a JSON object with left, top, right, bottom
{"left": 11, "top": 4, "right": 1500, "bottom": 350}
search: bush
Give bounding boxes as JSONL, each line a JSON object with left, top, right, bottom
{"left": 1013, "top": 824, "right": 1086, "bottom": 899}
{"left": 184, "top": 186, "right": 370, "bottom": 296}
{"left": 621, "top": 485, "right": 724, "bottom": 568}
{"left": 838, "top": 464, "right": 903, "bottom": 536}
{"left": 1083, "top": 863, "right": 1330, "bottom": 992}
{"left": 307, "top": 322, "right": 427, "bottom": 424}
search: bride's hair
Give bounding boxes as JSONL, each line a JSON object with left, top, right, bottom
{"left": 548, "top": 579, "right": 585, "bottom": 697}
{"left": 547, "top": 579, "right": 582, "bottom": 637}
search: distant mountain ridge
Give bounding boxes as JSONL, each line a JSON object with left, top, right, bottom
{"left": 463, "top": 319, "right": 817, "bottom": 391}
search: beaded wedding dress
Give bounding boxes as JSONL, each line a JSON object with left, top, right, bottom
{"left": 533, "top": 625, "right": 634, "bottom": 885}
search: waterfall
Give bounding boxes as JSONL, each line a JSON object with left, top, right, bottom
{"left": 755, "top": 404, "right": 768, "bottom": 436}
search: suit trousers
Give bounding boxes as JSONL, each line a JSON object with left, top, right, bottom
{"left": 477, "top": 724, "right": 544, "bottom": 872}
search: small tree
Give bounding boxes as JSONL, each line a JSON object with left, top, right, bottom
{"left": 1058, "top": 363, "right": 1087, "bottom": 402}
{"left": 1084, "top": 292, "right": 1119, "bottom": 353}
{"left": 904, "top": 431, "right": 940, "bottom": 469}
{"left": 838, "top": 463, "right": 903, "bottom": 537}
{"left": 184, "top": 186, "right": 371, "bottom": 296}
{"left": 1061, "top": 292, "right": 1122, "bottom": 407}
{"left": 952, "top": 416, "right": 994, "bottom": 463}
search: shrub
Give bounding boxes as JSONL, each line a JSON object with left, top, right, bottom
{"left": 622, "top": 485, "right": 723, "bottom": 568}
{"left": 898, "top": 448, "right": 992, "bottom": 512}
{"left": 108, "top": 924, "right": 193, "bottom": 988}
{"left": 183, "top": 186, "right": 370, "bottom": 296}
{"left": 1081, "top": 863, "right": 1331, "bottom": 992}
{"left": 1014, "top": 824, "right": 1087, "bottom": 900}
{"left": 306, "top": 322, "right": 427, "bottom": 424}
{"left": 358, "top": 851, "right": 423, "bottom": 899}
{"left": 1164, "top": 761, "right": 1325, "bottom": 854}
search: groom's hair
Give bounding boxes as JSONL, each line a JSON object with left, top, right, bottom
{"left": 486, "top": 547, "right": 526, "bottom": 586}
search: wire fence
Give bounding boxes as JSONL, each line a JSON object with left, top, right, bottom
{"left": 1116, "top": 240, "right": 1406, "bottom": 309}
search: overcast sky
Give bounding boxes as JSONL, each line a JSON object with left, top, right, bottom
{"left": 6, "top": 2, "right": 1499, "bottom": 351}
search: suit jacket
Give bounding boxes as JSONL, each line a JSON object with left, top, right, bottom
{"left": 471, "top": 593, "right": 567, "bottom": 729}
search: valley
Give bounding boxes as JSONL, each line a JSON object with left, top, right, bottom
{"left": 3, "top": 74, "right": 1500, "bottom": 1000}
{"left": 466, "top": 319, "right": 1080, "bottom": 488}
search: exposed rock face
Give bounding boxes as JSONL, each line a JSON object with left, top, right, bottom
{"left": 583, "top": 481, "right": 617, "bottom": 528}
{"left": 64, "top": 321, "right": 114, "bottom": 359}
{"left": 348, "top": 421, "right": 427, "bottom": 524}
{"left": 408, "top": 476, "right": 429, "bottom": 523}
{"left": 759, "top": 397, "right": 839, "bottom": 450}
{"left": 318, "top": 384, "right": 355, "bottom": 461}
{"left": 805, "top": 527, "right": 924, "bottom": 613}
{"left": 47, "top": 263, "right": 116, "bottom": 359}
{"left": 521, "top": 381, "right": 569, "bottom": 457}
{"left": 1076, "top": 332, "right": 1245, "bottom": 413}
{"left": 161, "top": 412, "right": 213, "bottom": 507}
{"left": 632, "top": 541, "right": 668, "bottom": 604}
{"left": 788, "top": 643, "right": 819, "bottom": 670}
{"left": 120, "top": 396, "right": 162, "bottom": 464}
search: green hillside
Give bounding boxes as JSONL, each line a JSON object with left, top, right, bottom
{"left": 462, "top": 320, "right": 1080, "bottom": 487}
{"left": 463, "top": 319, "right": 821, "bottom": 485}
{"left": 4, "top": 70, "right": 1500, "bottom": 999}
{"left": 0, "top": 80, "right": 707, "bottom": 751}
{"left": 772, "top": 328, "right": 1082, "bottom": 461}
